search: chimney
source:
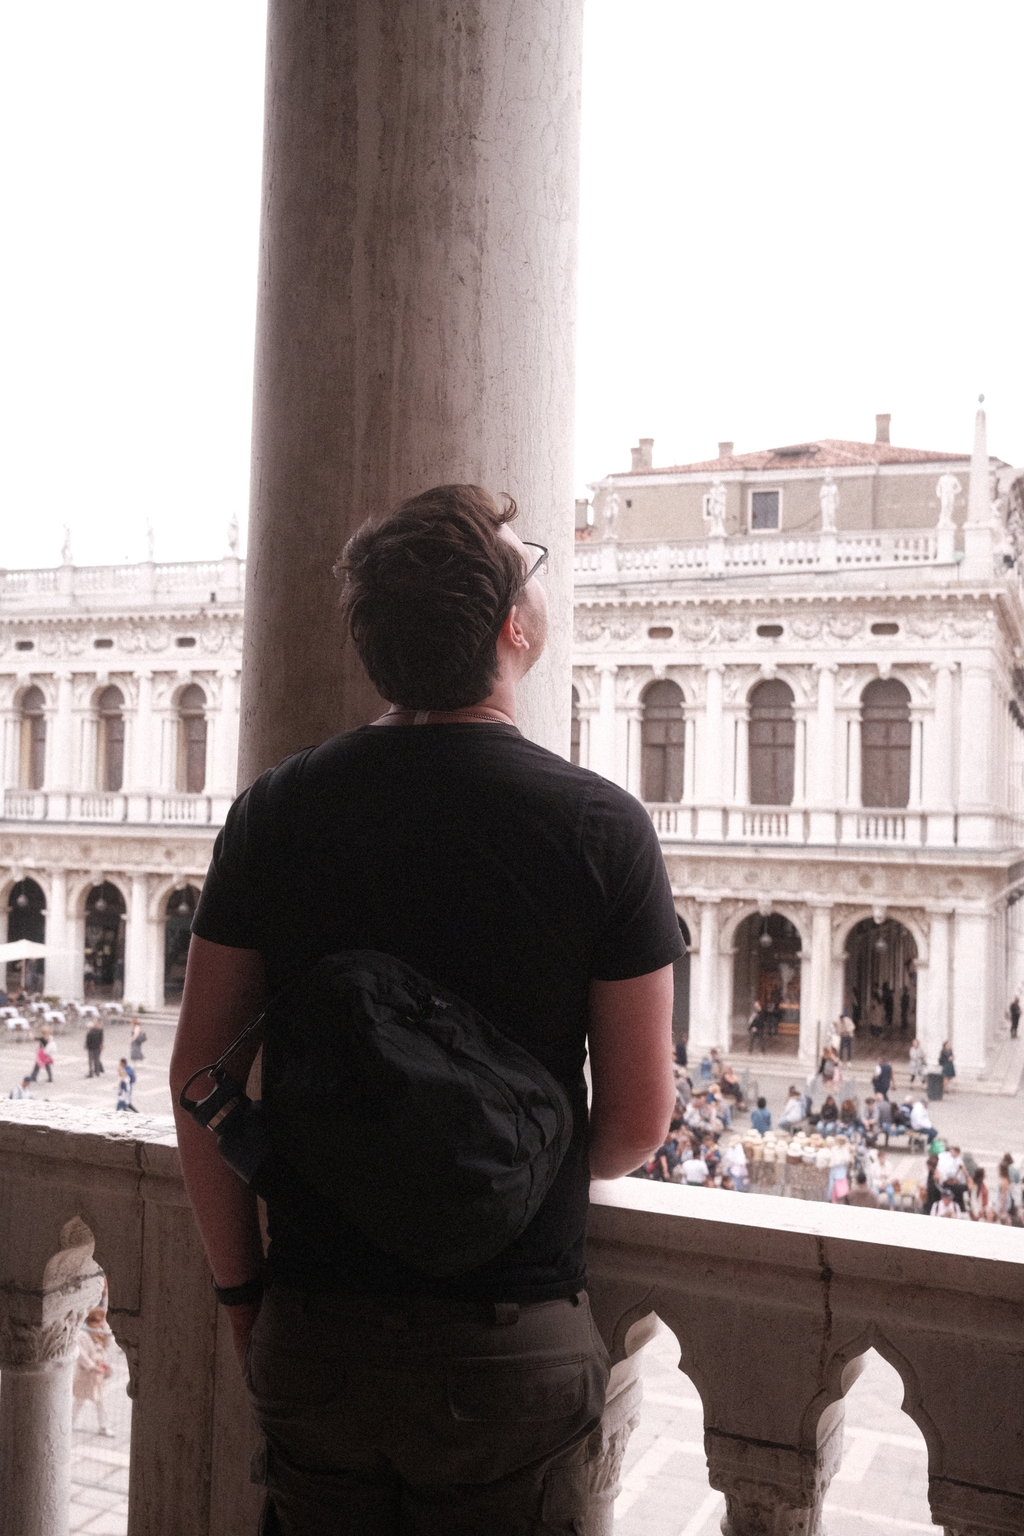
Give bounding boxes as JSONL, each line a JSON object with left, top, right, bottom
{"left": 718, "top": 441, "right": 734, "bottom": 459}
{"left": 875, "top": 413, "right": 891, "bottom": 444}
{"left": 574, "top": 497, "right": 591, "bottom": 531}
{"left": 630, "top": 437, "right": 654, "bottom": 472}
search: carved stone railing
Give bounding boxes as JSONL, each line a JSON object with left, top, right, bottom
{"left": 2, "top": 789, "right": 227, "bottom": 828}
{"left": 0, "top": 557, "right": 245, "bottom": 612}
{"left": 2, "top": 1105, "right": 1021, "bottom": 1536}
{"left": 588, "top": 1178, "right": 1024, "bottom": 1536}
{"left": 644, "top": 802, "right": 1024, "bottom": 851}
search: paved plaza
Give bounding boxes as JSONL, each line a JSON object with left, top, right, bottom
{"left": 4, "top": 1016, "right": 1021, "bottom": 1533}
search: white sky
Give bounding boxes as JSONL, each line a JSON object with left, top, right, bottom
{"left": 1, "top": 1, "right": 1022, "bottom": 568}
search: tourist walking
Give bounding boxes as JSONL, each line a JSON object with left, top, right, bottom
{"left": 129, "top": 1019, "right": 147, "bottom": 1062}
{"left": 29, "top": 1036, "right": 54, "bottom": 1083}
{"left": 1009, "top": 996, "right": 1020, "bottom": 1040}
{"left": 908, "top": 1038, "right": 927, "bottom": 1085}
{"left": 116, "top": 1059, "right": 139, "bottom": 1113}
{"left": 85, "top": 1023, "right": 105, "bottom": 1077}
{"left": 872, "top": 1057, "right": 892, "bottom": 1099}
{"left": 938, "top": 1040, "right": 956, "bottom": 1093}
{"left": 838, "top": 1010, "right": 856, "bottom": 1062}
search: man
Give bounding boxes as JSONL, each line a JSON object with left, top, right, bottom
{"left": 848, "top": 1172, "right": 878, "bottom": 1209}
{"left": 908, "top": 1097, "right": 938, "bottom": 1143}
{"left": 750, "top": 1096, "right": 771, "bottom": 1134}
{"left": 84, "top": 1022, "right": 104, "bottom": 1077}
{"left": 1010, "top": 996, "right": 1021, "bottom": 1040}
{"left": 872, "top": 1057, "right": 892, "bottom": 1099}
{"left": 838, "top": 1009, "right": 856, "bottom": 1062}
{"left": 778, "top": 1087, "right": 804, "bottom": 1128}
{"left": 937, "top": 1144, "right": 969, "bottom": 1211}
{"left": 169, "top": 486, "right": 681, "bottom": 1536}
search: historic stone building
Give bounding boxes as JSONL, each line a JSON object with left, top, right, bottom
{"left": 0, "top": 548, "right": 243, "bottom": 1007}
{"left": 573, "top": 410, "right": 1024, "bottom": 1079}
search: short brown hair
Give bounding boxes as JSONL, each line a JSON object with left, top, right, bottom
{"left": 337, "top": 485, "right": 524, "bottom": 710}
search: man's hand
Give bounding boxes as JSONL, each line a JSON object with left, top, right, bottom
{"left": 587, "top": 965, "right": 676, "bottom": 1180}
{"left": 225, "top": 1302, "right": 262, "bottom": 1371}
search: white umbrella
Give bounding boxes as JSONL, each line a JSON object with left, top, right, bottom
{"left": 0, "top": 940, "right": 48, "bottom": 962}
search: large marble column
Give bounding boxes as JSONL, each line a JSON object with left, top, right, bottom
{"left": 124, "top": 873, "right": 152, "bottom": 1010}
{"left": 804, "top": 903, "right": 833, "bottom": 1067}
{"left": 47, "top": 671, "right": 75, "bottom": 819}
{"left": 127, "top": 669, "right": 153, "bottom": 822}
{"left": 591, "top": 665, "right": 619, "bottom": 783}
{"left": 239, "top": 0, "right": 584, "bottom": 787}
{"left": 690, "top": 901, "right": 723, "bottom": 1055}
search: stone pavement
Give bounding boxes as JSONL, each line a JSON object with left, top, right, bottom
{"left": 69, "top": 1349, "right": 131, "bottom": 1536}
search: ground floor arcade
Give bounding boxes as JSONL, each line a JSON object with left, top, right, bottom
{"left": 1, "top": 826, "right": 212, "bottom": 1009}
{"left": 665, "top": 844, "right": 1024, "bottom": 1081}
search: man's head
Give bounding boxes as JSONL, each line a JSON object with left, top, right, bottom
{"left": 337, "top": 485, "right": 545, "bottom": 710}
{"left": 756, "top": 1096, "right": 767, "bottom": 1110}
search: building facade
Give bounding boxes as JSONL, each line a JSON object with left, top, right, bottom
{"left": 574, "top": 412, "right": 1024, "bottom": 1078}
{"left": 0, "top": 552, "right": 243, "bottom": 1008}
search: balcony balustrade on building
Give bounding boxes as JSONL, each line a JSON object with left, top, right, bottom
{"left": 574, "top": 527, "right": 955, "bottom": 586}
{"left": 2, "top": 789, "right": 224, "bottom": 827}
{"left": 0, "top": 1104, "right": 1020, "bottom": 1536}
{"left": 0, "top": 558, "right": 244, "bottom": 612}
{"left": 646, "top": 802, "right": 1024, "bottom": 851}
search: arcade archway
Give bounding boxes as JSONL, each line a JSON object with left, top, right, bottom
{"left": 84, "top": 882, "right": 126, "bottom": 999}
{"left": 843, "top": 917, "right": 916, "bottom": 1050}
{"left": 733, "top": 912, "right": 802, "bottom": 1044}
{"left": 164, "top": 886, "right": 200, "bottom": 1002}
{"left": 6, "top": 877, "right": 46, "bottom": 994}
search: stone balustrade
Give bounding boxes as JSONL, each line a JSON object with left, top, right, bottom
{"left": 2, "top": 789, "right": 232, "bottom": 828}
{"left": 0, "top": 558, "right": 245, "bottom": 612}
{"left": 1, "top": 1104, "right": 1021, "bottom": 1536}
{"left": 574, "top": 525, "right": 965, "bottom": 586}
{"left": 647, "top": 801, "right": 1022, "bottom": 852}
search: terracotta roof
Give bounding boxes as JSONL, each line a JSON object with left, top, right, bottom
{"left": 621, "top": 439, "right": 972, "bottom": 475}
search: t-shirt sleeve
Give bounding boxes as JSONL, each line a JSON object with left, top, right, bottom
{"left": 581, "top": 781, "right": 685, "bottom": 981}
{"left": 191, "top": 780, "right": 267, "bottom": 949}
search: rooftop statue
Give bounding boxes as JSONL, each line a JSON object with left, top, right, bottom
{"left": 819, "top": 468, "right": 839, "bottom": 531}
{"left": 708, "top": 479, "right": 727, "bottom": 537}
{"left": 936, "top": 469, "right": 962, "bottom": 528}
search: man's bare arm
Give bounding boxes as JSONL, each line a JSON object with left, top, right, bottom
{"left": 169, "top": 934, "right": 270, "bottom": 1362}
{"left": 587, "top": 965, "right": 677, "bottom": 1180}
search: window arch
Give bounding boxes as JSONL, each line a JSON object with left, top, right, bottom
{"left": 749, "top": 679, "right": 795, "bottom": 805}
{"left": 178, "top": 684, "right": 208, "bottom": 793}
{"left": 19, "top": 686, "right": 46, "bottom": 790}
{"left": 570, "top": 686, "right": 581, "bottom": 767}
{"left": 861, "top": 678, "right": 911, "bottom": 808}
{"left": 641, "top": 680, "right": 685, "bottom": 802}
{"left": 97, "top": 686, "right": 125, "bottom": 792}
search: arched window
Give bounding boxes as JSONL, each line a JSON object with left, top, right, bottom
{"left": 861, "top": 678, "right": 911, "bottom": 808}
{"left": 178, "top": 684, "right": 207, "bottom": 793}
{"left": 84, "top": 881, "right": 126, "bottom": 999}
{"left": 749, "top": 679, "right": 795, "bottom": 805}
{"left": 97, "top": 686, "right": 125, "bottom": 792}
{"left": 19, "top": 686, "right": 46, "bottom": 790}
{"left": 570, "top": 686, "right": 581, "bottom": 767}
{"left": 641, "top": 680, "right": 685, "bottom": 802}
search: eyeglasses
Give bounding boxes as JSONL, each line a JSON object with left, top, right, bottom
{"left": 520, "top": 542, "right": 549, "bottom": 584}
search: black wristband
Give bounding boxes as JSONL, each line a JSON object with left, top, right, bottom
{"left": 211, "top": 1274, "right": 265, "bottom": 1307}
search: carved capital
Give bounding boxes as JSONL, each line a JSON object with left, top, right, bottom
{"left": 707, "top": 1421, "right": 843, "bottom": 1536}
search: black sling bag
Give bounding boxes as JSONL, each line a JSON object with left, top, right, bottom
{"left": 179, "top": 950, "right": 573, "bottom": 1277}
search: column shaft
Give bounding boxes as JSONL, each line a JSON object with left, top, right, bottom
{"left": 697, "top": 667, "right": 724, "bottom": 837}
{"left": 240, "top": 0, "right": 584, "bottom": 785}
{"left": 804, "top": 905, "right": 833, "bottom": 1066}
{"left": 0, "top": 1357, "right": 75, "bottom": 1536}
{"left": 44, "top": 869, "right": 77, "bottom": 1001}
{"left": 592, "top": 667, "right": 618, "bottom": 782}
{"left": 124, "top": 873, "right": 150, "bottom": 1010}
{"left": 958, "top": 664, "right": 993, "bottom": 843}
{"left": 951, "top": 910, "right": 990, "bottom": 1078}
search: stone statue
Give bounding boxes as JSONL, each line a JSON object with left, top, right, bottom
{"left": 819, "top": 468, "right": 839, "bottom": 531}
{"left": 61, "top": 525, "right": 73, "bottom": 565}
{"left": 227, "top": 513, "right": 240, "bottom": 557}
{"left": 936, "top": 470, "right": 962, "bottom": 528}
{"left": 708, "top": 480, "right": 727, "bottom": 537}
{"left": 145, "top": 521, "right": 155, "bottom": 562}
{"left": 602, "top": 493, "right": 620, "bottom": 542}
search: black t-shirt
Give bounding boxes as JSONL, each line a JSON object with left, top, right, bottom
{"left": 193, "top": 722, "right": 683, "bottom": 1301}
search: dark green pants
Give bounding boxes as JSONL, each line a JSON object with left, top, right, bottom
{"left": 246, "top": 1285, "right": 609, "bottom": 1535}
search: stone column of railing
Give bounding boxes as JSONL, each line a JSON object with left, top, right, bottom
{"left": 0, "top": 1104, "right": 262, "bottom": 1536}
{"left": 586, "top": 1179, "right": 1024, "bottom": 1536}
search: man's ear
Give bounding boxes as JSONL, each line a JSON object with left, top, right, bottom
{"left": 500, "top": 605, "right": 530, "bottom": 655}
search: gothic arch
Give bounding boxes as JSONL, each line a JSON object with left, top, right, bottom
{"left": 569, "top": 668, "right": 599, "bottom": 710}
{"left": 832, "top": 906, "right": 929, "bottom": 966}
{"left": 800, "top": 1329, "right": 944, "bottom": 1471}
{"left": 723, "top": 900, "right": 811, "bottom": 955}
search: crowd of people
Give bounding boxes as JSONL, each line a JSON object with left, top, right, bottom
{"left": 634, "top": 1036, "right": 1022, "bottom": 1222}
